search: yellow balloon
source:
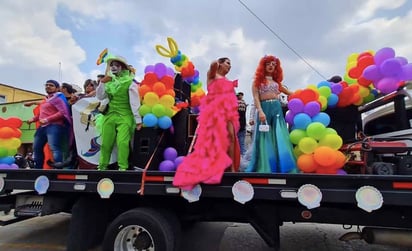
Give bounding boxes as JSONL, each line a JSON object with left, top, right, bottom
{"left": 159, "top": 94, "right": 175, "bottom": 108}
{"left": 359, "top": 86, "right": 370, "bottom": 98}
{"left": 318, "top": 96, "right": 327, "bottom": 111}
{"left": 319, "top": 134, "right": 343, "bottom": 150}
{"left": 143, "top": 92, "right": 160, "bottom": 106}
{"left": 346, "top": 61, "right": 357, "bottom": 71}
{"left": 347, "top": 53, "right": 359, "bottom": 63}
{"left": 298, "top": 137, "right": 318, "bottom": 154}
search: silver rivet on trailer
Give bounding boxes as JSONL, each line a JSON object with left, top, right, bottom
{"left": 297, "top": 184, "right": 322, "bottom": 209}
{"left": 232, "top": 180, "right": 254, "bottom": 204}
{"left": 97, "top": 178, "right": 115, "bottom": 199}
{"left": 355, "top": 185, "right": 383, "bottom": 212}
{"left": 34, "top": 175, "right": 50, "bottom": 195}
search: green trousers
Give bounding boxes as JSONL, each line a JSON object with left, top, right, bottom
{"left": 99, "top": 113, "right": 135, "bottom": 170}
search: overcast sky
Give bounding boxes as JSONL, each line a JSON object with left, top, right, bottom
{"left": 1, "top": 0, "right": 412, "bottom": 106}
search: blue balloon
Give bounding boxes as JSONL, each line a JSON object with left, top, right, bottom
{"left": 293, "top": 113, "right": 312, "bottom": 130}
{"left": 312, "top": 112, "right": 330, "bottom": 127}
{"left": 143, "top": 113, "right": 158, "bottom": 127}
{"left": 158, "top": 116, "right": 172, "bottom": 129}
{"left": 317, "top": 80, "right": 331, "bottom": 88}
{"left": 327, "top": 93, "right": 339, "bottom": 107}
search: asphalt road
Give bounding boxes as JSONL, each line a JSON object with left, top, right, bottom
{"left": 0, "top": 213, "right": 410, "bottom": 251}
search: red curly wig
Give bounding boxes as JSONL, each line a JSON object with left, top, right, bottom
{"left": 253, "top": 55, "right": 283, "bottom": 89}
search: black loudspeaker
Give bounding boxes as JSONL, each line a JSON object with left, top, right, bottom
{"left": 397, "top": 156, "right": 412, "bottom": 175}
{"left": 132, "top": 127, "right": 164, "bottom": 169}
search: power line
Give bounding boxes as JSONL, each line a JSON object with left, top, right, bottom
{"left": 237, "top": 0, "right": 327, "bottom": 80}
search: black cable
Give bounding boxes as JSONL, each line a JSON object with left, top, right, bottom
{"left": 237, "top": 0, "right": 327, "bottom": 80}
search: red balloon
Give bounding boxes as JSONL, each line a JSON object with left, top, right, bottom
{"left": 5, "top": 117, "right": 22, "bottom": 128}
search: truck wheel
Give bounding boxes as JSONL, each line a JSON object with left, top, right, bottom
{"left": 102, "top": 208, "right": 177, "bottom": 251}
{"left": 67, "top": 196, "right": 109, "bottom": 251}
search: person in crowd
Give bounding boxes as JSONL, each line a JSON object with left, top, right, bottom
{"left": 83, "top": 79, "right": 97, "bottom": 97}
{"left": 173, "top": 57, "right": 240, "bottom": 190}
{"left": 236, "top": 92, "right": 247, "bottom": 156}
{"left": 95, "top": 56, "right": 142, "bottom": 171}
{"left": 61, "top": 82, "right": 78, "bottom": 105}
{"left": 245, "top": 55, "right": 297, "bottom": 173}
{"left": 27, "top": 80, "right": 72, "bottom": 169}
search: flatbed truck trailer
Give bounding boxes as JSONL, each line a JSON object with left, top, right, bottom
{"left": 0, "top": 86, "right": 412, "bottom": 250}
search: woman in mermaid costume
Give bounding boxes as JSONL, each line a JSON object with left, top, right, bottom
{"left": 173, "top": 57, "right": 240, "bottom": 190}
{"left": 246, "top": 55, "right": 297, "bottom": 173}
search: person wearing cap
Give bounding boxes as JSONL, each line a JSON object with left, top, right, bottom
{"left": 95, "top": 55, "right": 142, "bottom": 171}
{"left": 27, "top": 80, "right": 72, "bottom": 169}
{"left": 236, "top": 92, "right": 247, "bottom": 156}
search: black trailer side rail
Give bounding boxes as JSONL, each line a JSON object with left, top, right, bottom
{"left": 1, "top": 169, "right": 412, "bottom": 207}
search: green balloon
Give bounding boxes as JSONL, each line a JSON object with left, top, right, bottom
{"left": 139, "top": 104, "right": 152, "bottom": 116}
{"left": 151, "top": 104, "right": 166, "bottom": 117}
{"left": 289, "top": 129, "right": 307, "bottom": 145}
{"left": 306, "top": 122, "right": 326, "bottom": 140}
{"left": 0, "top": 147, "right": 8, "bottom": 158}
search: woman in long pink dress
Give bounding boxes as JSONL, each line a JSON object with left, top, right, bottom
{"left": 173, "top": 57, "right": 240, "bottom": 190}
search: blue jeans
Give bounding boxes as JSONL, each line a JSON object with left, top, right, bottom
{"left": 237, "top": 129, "right": 246, "bottom": 156}
{"left": 33, "top": 124, "right": 66, "bottom": 169}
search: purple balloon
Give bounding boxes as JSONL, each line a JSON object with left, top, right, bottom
{"left": 374, "top": 47, "right": 395, "bottom": 66}
{"left": 163, "top": 147, "right": 178, "bottom": 160}
{"left": 337, "top": 169, "right": 347, "bottom": 175}
{"left": 288, "top": 98, "right": 304, "bottom": 114}
{"left": 166, "top": 67, "right": 175, "bottom": 76}
{"left": 154, "top": 63, "right": 167, "bottom": 79}
{"left": 377, "top": 77, "right": 399, "bottom": 94}
{"left": 174, "top": 156, "right": 185, "bottom": 168}
{"left": 401, "top": 64, "right": 412, "bottom": 80}
{"left": 285, "top": 110, "right": 295, "bottom": 126}
{"left": 144, "top": 65, "right": 155, "bottom": 73}
{"left": 396, "top": 57, "right": 408, "bottom": 66}
{"left": 362, "top": 65, "right": 382, "bottom": 81}
{"left": 159, "top": 160, "right": 176, "bottom": 171}
{"left": 303, "top": 101, "right": 320, "bottom": 117}
{"left": 380, "top": 58, "right": 402, "bottom": 78}
{"left": 330, "top": 83, "right": 343, "bottom": 95}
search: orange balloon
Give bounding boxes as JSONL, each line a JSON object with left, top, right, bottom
{"left": 313, "top": 146, "right": 337, "bottom": 167}
{"left": 0, "top": 127, "right": 16, "bottom": 139}
{"left": 153, "top": 82, "right": 166, "bottom": 96}
{"left": 297, "top": 154, "right": 317, "bottom": 173}
{"left": 139, "top": 85, "right": 152, "bottom": 97}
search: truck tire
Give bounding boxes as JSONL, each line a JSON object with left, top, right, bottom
{"left": 67, "top": 196, "right": 110, "bottom": 251}
{"left": 102, "top": 207, "right": 178, "bottom": 251}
